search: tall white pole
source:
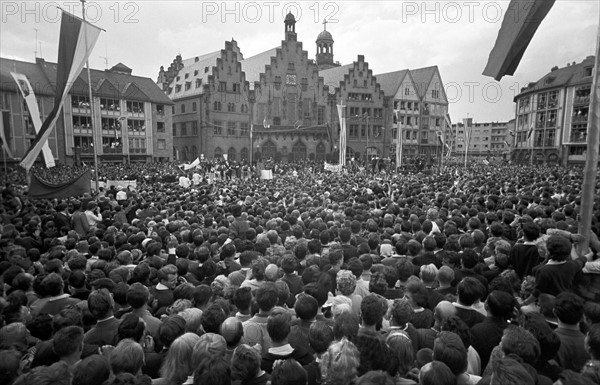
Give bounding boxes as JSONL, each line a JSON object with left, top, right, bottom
{"left": 81, "top": 0, "right": 99, "bottom": 193}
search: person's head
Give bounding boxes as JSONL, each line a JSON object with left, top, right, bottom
{"left": 193, "top": 356, "right": 231, "bottom": 385}
{"left": 200, "top": 303, "right": 227, "bottom": 334}
{"left": 456, "top": 277, "right": 484, "bottom": 306}
{"left": 117, "top": 313, "right": 146, "bottom": 342}
{"left": 309, "top": 321, "right": 334, "bottom": 355}
{"left": 333, "top": 311, "right": 360, "bottom": 341}
{"left": 554, "top": 292, "right": 585, "bottom": 325}
{"left": 110, "top": 339, "right": 145, "bottom": 376}
{"left": 396, "top": 258, "right": 415, "bottom": 282}
{"left": 586, "top": 323, "right": 600, "bottom": 359}
{"left": 87, "top": 288, "right": 114, "bottom": 319}
{"left": 220, "top": 317, "right": 244, "bottom": 348}
{"left": 321, "top": 338, "right": 361, "bottom": 385}
{"left": 520, "top": 313, "right": 561, "bottom": 362}
{"left": 294, "top": 293, "right": 318, "bottom": 321}
{"left": 53, "top": 325, "right": 84, "bottom": 360}
{"left": 500, "top": 325, "right": 540, "bottom": 365}
{"left": 420, "top": 264, "right": 438, "bottom": 286}
{"left": 72, "top": 355, "right": 110, "bottom": 385}
{"left": 267, "top": 308, "right": 292, "bottom": 343}
{"left": 419, "top": 361, "right": 456, "bottom": 385}
{"left": 386, "top": 331, "right": 415, "bottom": 377}
{"left": 360, "top": 294, "right": 386, "bottom": 327}
{"left": 42, "top": 273, "right": 65, "bottom": 296}
{"left": 255, "top": 281, "right": 278, "bottom": 312}
{"left": 546, "top": 235, "right": 572, "bottom": 261}
{"left": 405, "top": 278, "right": 429, "bottom": 308}
{"left": 157, "top": 264, "right": 178, "bottom": 289}
{"left": 192, "top": 333, "right": 227, "bottom": 362}
{"left": 52, "top": 306, "right": 84, "bottom": 333}
{"left": 231, "top": 344, "right": 261, "bottom": 382}
{"left": 126, "top": 282, "right": 149, "bottom": 309}
{"left": 432, "top": 331, "right": 467, "bottom": 375}
{"left": 160, "top": 332, "right": 201, "bottom": 383}
{"left": 486, "top": 290, "right": 515, "bottom": 321}
{"left": 437, "top": 266, "right": 455, "bottom": 287}
{"left": 271, "top": 359, "right": 307, "bottom": 385}
{"left": 158, "top": 315, "right": 186, "bottom": 348}
{"left": 490, "top": 357, "right": 535, "bottom": 385}
{"left": 336, "top": 269, "right": 357, "bottom": 296}
{"left": 13, "top": 361, "right": 72, "bottom": 385}
{"left": 522, "top": 222, "right": 540, "bottom": 242}
{"left": 434, "top": 300, "right": 457, "bottom": 328}
{"left": 0, "top": 349, "right": 21, "bottom": 385}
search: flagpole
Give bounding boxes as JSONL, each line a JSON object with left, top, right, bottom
{"left": 578, "top": 17, "right": 600, "bottom": 254}
{"left": 81, "top": 0, "right": 100, "bottom": 194}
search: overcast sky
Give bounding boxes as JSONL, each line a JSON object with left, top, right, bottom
{"left": 1, "top": 0, "right": 598, "bottom": 123}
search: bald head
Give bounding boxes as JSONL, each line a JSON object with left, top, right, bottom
{"left": 434, "top": 300, "right": 457, "bottom": 327}
{"left": 264, "top": 264, "right": 280, "bottom": 282}
{"left": 220, "top": 317, "right": 243, "bottom": 347}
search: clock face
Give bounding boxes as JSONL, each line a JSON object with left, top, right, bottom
{"left": 286, "top": 74, "right": 297, "bottom": 85}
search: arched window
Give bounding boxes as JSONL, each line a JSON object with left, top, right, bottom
{"left": 182, "top": 146, "right": 189, "bottom": 161}
{"left": 291, "top": 141, "right": 307, "bottom": 161}
{"left": 240, "top": 147, "right": 249, "bottom": 161}
{"left": 191, "top": 146, "right": 197, "bottom": 159}
{"left": 261, "top": 140, "right": 277, "bottom": 161}
{"left": 227, "top": 147, "right": 236, "bottom": 162}
{"left": 316, "top": 142, "right": 326, "bottom": 161}
{"left": 214, "top": 147, "right": 223, "bottom": 159}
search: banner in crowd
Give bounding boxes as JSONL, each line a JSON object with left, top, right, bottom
{"left": 324, "top": 162, "right": 343, "bottom": 172}
{"left": 20, "top": 10, "right": 102, "bottom": 171}
{"left": 336, "top": 103, "right": 347, "bottom": 166}
{"left": 260, "top": 170, "right": 273, "bottom": 180}
{"left": 0, "top": 111, "right": 13, "bottom": 158}
{"left": 11, "top": 72, "right": 55, "bottom": 168}
{"left": 29, "top": 169, "right": 91, "bottom": 199}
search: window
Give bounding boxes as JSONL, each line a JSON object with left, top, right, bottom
{"left": 241, "top": 104, "right": 248, "bottom": 113}
{"left": 181, "top": 122, "right": 187, "bottom": 136}
{"left": 127, "top": 101, "right": 145, "bottom": 113}
{"left": 228, "top": 103, "right": 235, "bottom": 112}
{"left": 175, "top": 85, "right": 182, "bottom": 93}
{"left": 72, "top": 95, "right": 90, "bottom": 109}
{"left": 176, "top": 76, "right": 180, "bottom": 81}
{"left": 213, "top": 120, "right": 222, "bottom": 135}
{"left": 227, "top": 121, "right": 236, "bottom": 136}
{"left": 240, "top": 122, "right": 249, "bottom": 136}
{"left": 156, "top": 104, "right": 164, "bottom": 114}
{"left": 407, "top": 116, "right": 412, "bottom": 125}
{"left": 172, "top": 124, "right": 176, "bottom": 136}
{"left": 219, "top": 81, "right": 226, "bottom": 92}
{"left": 180, "top": 103, "right": 185, "bottom": 113}
{"left": 172, "top": 106, "right": 175, "bottom": 114}
{"left": 404, "top": 87, "right": 410, "bottom": 96}
{"left": 192, "top": 102, "right": 197, "bottom": 111}
{"left": 157, "top": 139, "right": 166, "bottom": 150}
{"left": 288, "top": 62, "right": 295, "bottom": 71}
{"left": 317, "top": 106, "right": 325, "bottom": 125}
{"left": 196, "top": 79, "right": 202, "bottom": 88}
{"left": 349, "top": 124, "right": 358, "bottom": 138}
{"left": 349, "top": 107, "right": 360, "bottom": 117}
{"left": 100, "top": 98, "right": 120, "bottom": 111}
{"left": 432, "top": 89, "right": 439, "bottom": 99}
{"left": 191, "top": 121, "right": 198, "bottom": 135}
{"left": 127, "top": 119, "right": 145, "bottom": 132}
{"left": 185, "top": 82, "right": 191, "bottom": 91}
{"left": 213, "top": 101, "right": 221, "bottom": 111}
{"left": 400, "top": 101, "right": 406, "bottom": 110}
{"left": 101, "top": 117, "right": 120, "bottom": 131}
{"left": 157, "top": 122, "right": 165, "bottom": 133}
{"left": 233, "top": 83, "right": 240, "bottom": 93}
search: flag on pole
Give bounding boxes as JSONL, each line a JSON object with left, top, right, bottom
{"left": 527, "top": 119, "right": 535, "bottom": 139}
{"left": 396, "top": 112, "right": 402, "bottom": 167}
{"left": 463, "top": 118, "right": 473, "bottom": 148}
{"left": 483, "top": 0, "right": 556, "bottom": 81}
{"left": 11, "top": 73, "right": 55, "bottom": 168}
{"left": 20, "top": 10, "right": 102, "bottom": 171}
{"left": 336, "top": 103, "right": 347, "bottom": 166}
{"left": 0, "top": 111, "right": 13, "bottom": 158}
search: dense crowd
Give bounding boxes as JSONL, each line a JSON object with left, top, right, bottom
{"left": 1, "top": 159, "right": 600, "bottom": 385}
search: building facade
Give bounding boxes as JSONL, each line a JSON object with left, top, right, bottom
{"left": 158, "top": 13, "right": 450, "bottom": 164}
{"left": 450, "top": 119, "right": 511, "bottom": 159}
{"left": 0, "top": 58, "right": 173, "bottom": 166}
{"left": 513, "top": 56, "right": 595, "bottom": 165}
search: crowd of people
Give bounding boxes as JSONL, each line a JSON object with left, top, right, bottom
{"left": 1, "top": 159, "right": 600, "bottom": 385}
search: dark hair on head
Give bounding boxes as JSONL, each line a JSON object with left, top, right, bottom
{"left": 460, "top": 249, "right": 479, "bottom": 269}
{"left": 520, "top": 312, "right": 561, "bottom": 361}
{"left": 522, "top": 222, "right": 540, "bottom": 241}
{"left": 231, "top": 344, "right": 261, "bottom": 381}
{"left": 200, "top": 304, "right": 227, "bottom": 334}
{"left": 360, "top": 294, "right": 386, "bottom": 327}
{"left": 193, "top": 284, "right": 212, "bottom": 308}
{"left": 309, "top": 321, "right": 334, "bottom": 354}
{"left": 27, "top": 313, "right": 54, "bottom": 341}
{"left": 72, "top": 355, "right": 110, "bottom": 385}
{"left": 441, "top": 316, "right": 472, "bottom": 349}
{"left": 546, "top": 235, "right": 572, "bottom": 261}
{"left": 369, "top": 271, "right": 388, "bottom": 296}
{"left": 117, "top": 313, "right": 145, "bottom": 342}
{"left": 53, "top": 325, "right": 84, "bottom": 358}
{"left": 500, "top": 325, "right": 540, "bottom": 364}
{"left": 334, "top": 311, "right": 360, "bottom": 341}
{"left": 267, "top": 308, "right": 292, "bottom": 343}
{"left": 88, "top": 288, "right": 113, "bottom": 319}
{"left": 233, "top": 286, "right": 252, "bottom": 311}
{"left": 486, "top": 290, "right": 515, "bottom": 320}
{"left": 271, "top": 358, "right": 307, "bottom": 385}
{"left": 52, "top": 305, "right": 84, "bottom": 333}
{"left": 491, "top": 357, "right": 535, "bottom": 385}
{"left": 355, "top": 370, "right": 395, "bottom": 385}
{"left": 255, "top": 282, "right": 278, "bottom": 312}
{"left": 158, "top": 315, "right": 186, "bottom": 347}
{"left": 433, "top": 331, "right": 467, "bottom": 375}
{"left": 457, "top": 277, "right": 484, "bottom": 306}
{"left": 294, "top": 293, "right": 318, "bottom": 321}
{"left": 554, "top": 291, "right": 584, "bottom": 325}
{"left": 419, "top": 361, "right": 456, "bottom": 385}
{"left": 584, "top": 301, "right": 600, "bottom": 324}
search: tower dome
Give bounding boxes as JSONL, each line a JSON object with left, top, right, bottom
{"left": 315, "top": 20, "right": 338, "bottom": 69}
{"left": 316, "top": 29, "right": 333, "bottom": 43}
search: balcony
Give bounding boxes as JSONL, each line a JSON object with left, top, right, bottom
{"left": 573, "top": 95, "right": 590, "bottom": 105}
{"left": 72, "top": 104, "right": 91, "bottom": 114}
{"left": 73, "top": 126, "right": 93, "bottom": 134}
{"left": 572, "top": 115, "right": 588, "bottom": 123}
{"left": 130, "top": 148, "right": 147, "bottom": 154}
{"left": 102, "top": 145, "right": 123, "bottom": 154}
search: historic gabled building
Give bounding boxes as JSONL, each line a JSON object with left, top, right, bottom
{"left": 158, "top": 13, "right": 451, "bottom": 165}
{"left": 513, "top": 55, "right": 595, "bottom": 165}
{"left": 0, "top": 57, "right": 173, "bottom": 166}
{"left": 321, "top": 55, "right": 388, "bottom": 160}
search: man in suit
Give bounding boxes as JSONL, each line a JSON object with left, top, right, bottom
{"left": 84, "top": 288, "right": 121, "bottom": 347}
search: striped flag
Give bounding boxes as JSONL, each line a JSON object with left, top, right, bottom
{"left": 11, "top": 73, "right": 55, "bottom": 168}
{"left": 483, "top": 0, "right": 556, "bottom": 81}
{"left": 20, "top": 10, "right": 102, "bottom": 171}
{"left": 336, "top": 103, "right": 347, "bottom": 166}
{"left": 0, "top": 111, "right": 13, "bottom": 158}
{"left": 527, "top": 119, "right": 535, "bottom": 139}
{"left": 463, "top": 118, "right": 473, "bottom": 149}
